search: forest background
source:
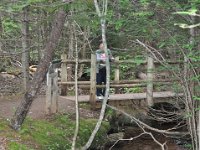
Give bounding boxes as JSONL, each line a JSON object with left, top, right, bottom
{"left": 0, "top": 0, "right": 200, "bottom": 150}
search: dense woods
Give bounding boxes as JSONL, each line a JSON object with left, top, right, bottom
{"left": 0, "top": 0, "right": 200, "bottom": 149}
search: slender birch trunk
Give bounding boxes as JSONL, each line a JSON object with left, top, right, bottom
{"left": 83, "top": 0, "right": 109, "bottom": 149}
{"left": 71, "top": 22, "right": 79, "bottom": 150}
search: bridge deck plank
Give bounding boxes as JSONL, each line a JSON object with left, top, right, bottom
{"left": 60, "top": 91, "right": 183, "bottom": 102}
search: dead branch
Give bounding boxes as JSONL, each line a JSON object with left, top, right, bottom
{"left": 106, "top": 104, "right": 188, "bottom": 136}
{"left": 109, "top": 133, "right": 146, "bottom": 150}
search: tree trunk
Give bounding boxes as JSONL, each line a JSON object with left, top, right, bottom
{"left": 10, "top": 10, "right": 67, "bottom": 130}
{"left": 21, "top": 6, "right": 30, "bottom": 90}
{"left": 67, "top": 23, "right": 74, "bottom": 81}
{"left": 83, "top": 0, "right": 109, "bottom": 149}
{"left": 78, "top": 26, "right": 89, "bottom": 77}
{"left": 0, "top": 15, "right": 3, "bottom": 52}
{"left": 71, "top": 23, "right": 79, "bottom": 150}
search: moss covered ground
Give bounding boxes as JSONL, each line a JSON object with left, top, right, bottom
{"left": 0, "top": 114, "right": 109, "bottom": 150}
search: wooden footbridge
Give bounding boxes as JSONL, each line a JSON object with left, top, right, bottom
{"left": 45, "top": 54, "right": 184, "bottom": 114}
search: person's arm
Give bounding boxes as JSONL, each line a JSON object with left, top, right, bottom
{"left": 108, "top": 49, "right": 115, "bottom": 62}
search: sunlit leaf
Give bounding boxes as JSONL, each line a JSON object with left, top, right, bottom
{"left": 173, "top": 8, "right": 198, "bottom": 16}
{"left": 193, "top": 96, "right": 200, "bottom": 101}
{"left": 174, "top": 23, "right": 200, "bottom": 29}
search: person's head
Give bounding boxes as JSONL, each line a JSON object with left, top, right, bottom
{"left": 99, "top": 43, "right": 104, "bottom": 50}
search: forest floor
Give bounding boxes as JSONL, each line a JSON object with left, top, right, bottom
{"left": 0, "top": 73, "right": 99, "bottom": 120}
{"left": 0, "top": 94, "right": 109, "bottom": 150}
{"left": 0, "top": 94, "right": 100, "bottom": 120}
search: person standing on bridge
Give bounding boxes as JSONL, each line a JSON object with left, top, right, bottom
{"left": 96, "top": 43, "right": 114, "bottom": 100}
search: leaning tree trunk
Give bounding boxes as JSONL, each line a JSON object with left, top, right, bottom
{"left": 21, "top": 6, "right": 30, "bottom": 90}
{"left": 10, "top": 10, "right": 67, "bottom": 130}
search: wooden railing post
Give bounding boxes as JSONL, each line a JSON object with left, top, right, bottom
{"left": 89, "top": 53, "right": 96, "bottom": 109}
{"left": 46, "top": 70, "right": 52, "bottom": 114}
{"left": 146, "top": 55, "right": 154, "bottom": 106}
{"left": 114, "top": 57, "right": 120, "bottom": 94}
{"left": 46, "top": 69, "right": 58, "bottom": 115}
{"left": 61, "top": 54, "right": 68, "bottom": 95}
{"left": 51, "top": 70, "right": 58, "bottom": 113}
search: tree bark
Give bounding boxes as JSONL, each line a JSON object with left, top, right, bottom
{"left": 71, "top": 23, "right": 79, "bottom": 150}
{"left": 67, "top": 23, "right": 74, "bottom": 81}
{"left": 78, "top": 26, "right": 89, "bottom": 77}
{"left": 0, "top": 14, "right": 3, "bottom": 52}
{"left": 10, "top": 10, "right": 67, "bottom": 130}
{"left": 21, "top": 6, "right": 30, "bottom": 90}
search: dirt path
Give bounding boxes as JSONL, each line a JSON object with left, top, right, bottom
{"left": 0, "top": 95, "right": 99, "bottom": 119}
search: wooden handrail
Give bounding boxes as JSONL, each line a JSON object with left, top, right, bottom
{"left": 58, "top": 79, "right": 178, "bottom": 85}
{"left": 80, "top": 84, "right": 146, "bottom": 88}
{"left": 61, "top": 59, "right": 190, "bottom": 65}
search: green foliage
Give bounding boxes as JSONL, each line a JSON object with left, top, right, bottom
{"left": 124, "top": 87, "right": 142, "bottom": 93}
{"left": 193, "top": 96, "right": 200, "bottom": 101}
{"left": 0, "top": 115, "right": 109, "bottom": 150}
{"left": 2, "top": 18, "right": 20, "bottom": 35}
{"left": 28, "top": 0, "right": 47, "bottom": 4}
{"left": 1, "top": 115, "right": 107, "bottom": 150}
{"left": 184, "top": 143, "right": 193, "bottom": 150}
{"left": 8, "top": 142, "right": 30, "bottom": 150}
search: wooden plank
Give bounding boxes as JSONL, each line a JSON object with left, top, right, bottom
{"left": 60, "top": 91, "right": 184, "bottom": 102}
{"left": 61, "top": 59, "right": 189, "bottom": 65}
{"left": 62, "top": 59, "right": 91, "bottom": 64}
{"left": 58, "top": 79, "right": 178, "bottom": 85}
{"left": 78, "top": 84, "right": 146, "bottom": 88}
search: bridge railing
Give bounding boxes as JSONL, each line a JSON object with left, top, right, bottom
{"left": 58, "top": 53, "right": 180, "bottom": 108}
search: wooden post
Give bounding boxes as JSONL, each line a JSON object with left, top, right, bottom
{"left": 46, "top": 71, "right": 58, "bottom": 115}
{"left": 61, "top": 54, "right": 68, "bottom": 95}
{"left": 51, "top": 71, "right": 58, "bottom": 113}
{"left": 46, "top": 71, "right": 52, "bottom": 114}
{"left": 146, "top": 55, "right": 154, "bottom": 106}
{"left": 114, "top": 57, "right": 120, "bottom": 94}
{"left": 89, "top": 53, "right": 96, "bottom": 109}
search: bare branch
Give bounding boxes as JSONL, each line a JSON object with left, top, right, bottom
{"left": 109, "top": 133, "right": 145, "bottom": 150}
{"left": 106, "top": 104, "right": 188, "bottom": 136}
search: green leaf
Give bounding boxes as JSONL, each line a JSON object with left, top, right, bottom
{"left": 193, "top": 96, "right": 200, "bottom": 101}
{"left": 195, "top": 107, "right": 200, "bottom": 111}
{"left": 158, "top": 42, "right": 165, "bottom": 48}
{"left": 184, "top": 112, "right": 192, "bottom": 118}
